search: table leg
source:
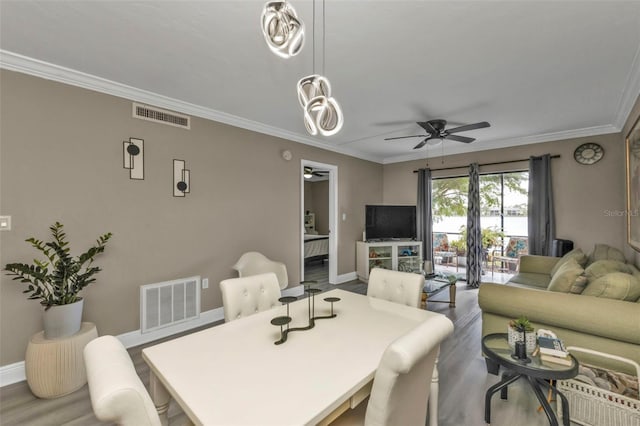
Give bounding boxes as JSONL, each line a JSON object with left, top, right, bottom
{"left": 537, "top": 378, "right": 570, "bottom": 426}
{"left": 448, "top": 283, "right": 456, "bottom": 307}
{"left": 429, "top": 358, "right": 439, "bottom": 426}
{"left": 149, "top": 371, "right": 171, "bottom": 426}
{"left": 484, "top": 373, "right": 521, "bottom": 424}
{"left": 526, "top": 376, "right": 559, "bottom": 426}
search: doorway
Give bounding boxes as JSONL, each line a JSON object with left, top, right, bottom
{"left": 301, "top": 160, "right": 338, "bottom": 285}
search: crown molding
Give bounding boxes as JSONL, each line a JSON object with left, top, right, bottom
{"left": 0, "top": 50, "right": 382, "bottom": 163}
{"left": 381, "top": 124, "right": 619, "bottom": 164}
{"left": 1, "top": 50, "right": 632, "bottom": 166}
{"left": 614, "top": 42, "right": 640, "bottom": 130}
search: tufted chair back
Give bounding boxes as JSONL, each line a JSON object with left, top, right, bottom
{"left": 220, "top": 272, "right": 282, "bottom": 322}
{"left": 365, "top": 314, "right": 454, "bottom": 425}
{"left": 84, "top": 335, "right": 161, "bottom": 426}
{"left": 232, "top": 251, "right": 289, "bottom": 290}
{"left": 367, "top": 268, "right": 424, "bottom": 308}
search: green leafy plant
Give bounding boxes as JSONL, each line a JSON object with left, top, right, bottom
{"left": 4, "top": 222, "right": 112, "bottom": 309}
{"left": 509, "top": 315, "right": 534, "bottom": 332}
{"left": 458, "top": 225, "right": 505, "bottom": 249}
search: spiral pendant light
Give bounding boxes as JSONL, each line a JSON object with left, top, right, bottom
{"left": 296, "top": 0, "right": 343, "bottom": 136}
{"left": 261, "top": 1, "right": 305, "bottom": 58}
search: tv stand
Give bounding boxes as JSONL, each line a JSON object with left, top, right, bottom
{"left": 356, "top": 240, "right": 423, "bottom": 281}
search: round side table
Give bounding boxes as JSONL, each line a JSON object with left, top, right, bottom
{"left": 25, "top": 322, "right": 98, "bottom": 398}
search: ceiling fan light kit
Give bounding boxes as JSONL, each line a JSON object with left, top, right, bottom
{"left": 385, "top": 119, "right": 491, "bottom": 150}
{"left": 261, "top": 1, "right": 305, "bottom": 58}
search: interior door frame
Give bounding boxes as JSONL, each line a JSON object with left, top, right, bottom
{"left": 300, "top": 160, "right": 338, "bottom": 284}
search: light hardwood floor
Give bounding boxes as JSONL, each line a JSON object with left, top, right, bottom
{"left": 0, "top": 270, "right": 575, "bottom": 425}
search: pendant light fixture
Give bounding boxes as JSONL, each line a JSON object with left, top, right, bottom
{"left": 261, "top": 1, "right": 305, "bottom": 58}
{"left": 296, "top": 0, "right": 343, "bottom": 136}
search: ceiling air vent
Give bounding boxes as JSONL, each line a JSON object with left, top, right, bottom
{"left": 132, "top": 103, "right": 191, "bottom": 129}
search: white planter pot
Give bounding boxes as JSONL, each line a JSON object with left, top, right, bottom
{"left": 43, "top": 299, "right": 84, "bottom": 339}
{"left": 507, "top": 325, "right": 536, "bottom": 354}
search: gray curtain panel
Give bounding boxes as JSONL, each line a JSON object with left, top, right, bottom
{"left": 417, "top": 168, "right": 433, "bottom": 263}
{"left": 528, "top": 154, "right": 555, "bottom": 256}
{"left": 466, "top": 163, "right": 482, "bottom": 288}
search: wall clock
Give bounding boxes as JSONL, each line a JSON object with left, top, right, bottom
{"left": 574, "top": 143, "right": 604, "bottom": 165}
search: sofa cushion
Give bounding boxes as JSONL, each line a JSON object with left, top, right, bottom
{"left": 582, "top": 272, "right": 640, "bottom": 301}
{"left": 585, "top": 260, "right": 635, "bottom": 281}
{"left": 569, "top": 275, "right": 589, "bottom": 294}
{"left": 550, "top": 248, "right": 588, "bottom": 277}
{"left": 588, "top": 244, "right": 626, "bottom": 264}
{"left": 548, "top": 259, "right": 585, "bottom": 293}
{"left": 507, "top": 272, "right": 550, "bottom": 289}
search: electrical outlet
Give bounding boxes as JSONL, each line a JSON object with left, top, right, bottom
{"left": 202, "top": 278, "right": 209, "bottom": 289}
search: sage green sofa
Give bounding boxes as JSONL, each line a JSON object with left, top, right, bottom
{"left": 479, "top": 246, "right": 640, "bottom": 375}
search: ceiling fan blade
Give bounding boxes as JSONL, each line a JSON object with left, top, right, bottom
{"left": 413, "top": 138, "right": 430, "bottom": 149}
{"left": 446, "top": 134, "right": 475, "bottom": 143}
{"left": 417, "top": 121, "right": 437, "bottom": 134}
{"left": 384, "top": 135, "right": 427, "bottom": 141}
{"left": 446, "top": 121, "right": 490, "bottom": 134}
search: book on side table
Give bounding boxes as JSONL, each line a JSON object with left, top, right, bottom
{"left": 538, "top": 336, "right": 569, "bottom": 357}
{"left": 540, "top": 353, "right": 573, "bottom": 366}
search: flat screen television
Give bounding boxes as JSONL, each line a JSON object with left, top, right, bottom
{"left": 365, "top": 205, "right": 417, "bottom": 241}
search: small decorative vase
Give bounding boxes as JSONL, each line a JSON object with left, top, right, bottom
{"left": 507, "top": 325, "right": 536, "bottom": 354}
{"left": 43, "top": 298, "right": 84, "bottom": 339}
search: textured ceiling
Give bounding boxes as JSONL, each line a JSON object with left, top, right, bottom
{"left": 1, "top": 1, "right": 640, "bottom": 163}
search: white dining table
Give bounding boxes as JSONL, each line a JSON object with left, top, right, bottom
{"left": 142, "top": 289, "right": 444, "bottom": 426}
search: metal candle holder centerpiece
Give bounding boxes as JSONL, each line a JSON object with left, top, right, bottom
{"left": 270, "top": 280, "right": 340, "bottom": 345}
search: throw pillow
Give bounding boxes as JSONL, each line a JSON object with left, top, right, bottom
{"left": 587, "top": 244, "right": 626, "bottom": 264}
{"left": 547, "top": 258, "right": 584, "bottom": 293}
{"left": 585, "top": 260, "right": 635, "bottom": 281}
{"left": 550, "top": 248, "right": 588, "bottom": 277}
{"left": 582, "top": 272, "right": 640, "bottom": 301}
{"left": 569, "top": 275, "right": 589, "bottom": 294}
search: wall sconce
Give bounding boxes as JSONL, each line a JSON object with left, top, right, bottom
{"left": 123, "top": 137, "right": 144, "bottom": 180}
{"left": 173, "top": 159, "right": 190, "bottom": 197}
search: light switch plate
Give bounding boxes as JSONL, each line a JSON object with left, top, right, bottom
{"left": 202, "top": 278, "right": 209, "bottom": 289}
{"left": 0, "top": 216, "right": 11, "bottom": 231}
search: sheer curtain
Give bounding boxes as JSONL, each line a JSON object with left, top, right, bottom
{"left": 528, "top": 154, "right": 555, "bottom": 256}
{"left": 417, "top": 168, "right": 433, "bottom": 266}
{"left": 466, "top": 163, "right": 482, "bottom": 288}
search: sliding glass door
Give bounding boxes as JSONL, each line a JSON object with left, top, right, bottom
{"left": 431, "top": 171, "right": 529, "bottom": 277}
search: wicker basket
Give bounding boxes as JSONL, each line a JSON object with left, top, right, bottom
{"left": 557, "top": 347, "right": 640, "bottom": 426}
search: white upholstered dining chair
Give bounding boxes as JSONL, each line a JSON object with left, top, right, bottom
{"left": 220, "top": 272, "right": 282, "bottom": 322}
{"left": 232, "top": 251, "right": 288, "bottom": 290}
{"left": 329, "top": 314, "right": 454, "bottom": 426}
{"left": 84, "top": 335, "right": 161, "bottom": 426}
{"left": 366, "top": 268, "right": 424, "bottom": 309}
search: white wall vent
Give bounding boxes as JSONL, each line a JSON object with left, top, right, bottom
{"left": 132, "top": 103, "right": 191, "bottom": 129}
{"left": 140, "top": 276, "right": 200, "bottom": 334}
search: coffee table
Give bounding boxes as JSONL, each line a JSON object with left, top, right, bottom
{"left": 482, "top": 333, "right": 579, "bottom": 426}
{"left": 422, "top": 274, "right": 456, "bottom": 308}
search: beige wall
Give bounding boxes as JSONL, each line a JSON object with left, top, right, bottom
{"left": 0, "top": 70, "right": 383, "bottom": 365}
{"left": 622, "top": 94, "right": 640, "bottom": 268}
{"left": 306, "top": 181, "right": 329, "bottom": 234}
{"left": 383, "top": 133, "right": 627, "bottom": 254}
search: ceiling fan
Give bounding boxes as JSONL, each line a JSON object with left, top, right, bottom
{"left": 384, "top": 119, "right": 491, "bottom": 149}
{"left": 303, "top": 167, "right": 329, "bottom": 179}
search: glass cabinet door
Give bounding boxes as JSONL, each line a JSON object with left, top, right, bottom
{"left": 397, "top": 244, "right": 421, "bottom": 272}
{"left": 368, "top": 245, "right": 392, "bottom": 271}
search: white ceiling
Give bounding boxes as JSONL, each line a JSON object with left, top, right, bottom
{"left": 1, "top": 1, "right": 640, "bottom": 164}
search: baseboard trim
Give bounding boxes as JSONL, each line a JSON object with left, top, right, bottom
{"left": 335, "top": 272, "right": 358, "bottom": 284}
{"left": 0, "top": 361, "right": 26, "bottom": 387}
{"left": 1, "top": 287, "right": 306, "bottom": 387}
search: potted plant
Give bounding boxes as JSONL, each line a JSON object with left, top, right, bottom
{"left": 508, "top": 315, "right": 536, "bottom": 353}
{"left": 4, "top": 222, "right": 112, "bottom": 339}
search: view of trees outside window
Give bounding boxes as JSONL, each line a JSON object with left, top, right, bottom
{"left": 431, "top": 172, "right": 529, "bottom": 254}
